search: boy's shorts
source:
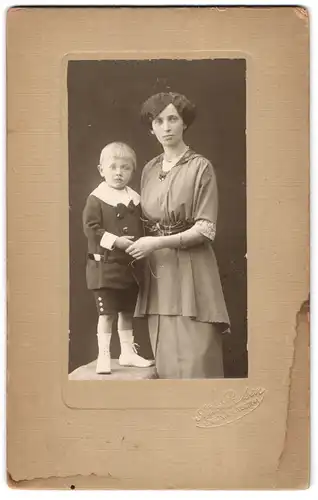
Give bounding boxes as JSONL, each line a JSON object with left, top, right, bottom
{"left": 93, "top": 286, "right": 139, "bottom": 315}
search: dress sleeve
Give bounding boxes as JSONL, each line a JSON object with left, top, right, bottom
{"left": 194, "top": 219, "right": 216, "bottom": 241}
{"left": 192, "top": 160, "right": 218, "bottom": 241}
{"left": 140, "top": 155, "right": 160, "bottom": 191}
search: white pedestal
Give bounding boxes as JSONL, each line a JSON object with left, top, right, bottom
{"left": 69, "top": 358, "right": 157, "bottom": 380}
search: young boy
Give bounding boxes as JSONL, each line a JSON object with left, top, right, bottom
{"left": 83, "top": 142, "right": 153, "bottom": 374}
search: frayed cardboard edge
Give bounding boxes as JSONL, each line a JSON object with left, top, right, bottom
{"left": 275, "top": 296, "right": 310, "bottom": 487}
{"left": 7, "top": 471, "right": 120, "bottom": 490}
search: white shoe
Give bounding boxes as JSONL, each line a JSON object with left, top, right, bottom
{"left": 119, "top": 343, "right": 154, "bottom": 368}
{"left": 96, "top": 347, "right": 111, "bottom": 374}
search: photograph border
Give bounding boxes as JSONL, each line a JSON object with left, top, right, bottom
{"left": 61, "top": 49, "right": 251, "bottom": 409}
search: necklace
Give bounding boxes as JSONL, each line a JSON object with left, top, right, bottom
{"left": 163, "top": 146, "right": 189, "bottom": 165}
{"left": 159, "top": 146, "right": 190, "bottom": 181}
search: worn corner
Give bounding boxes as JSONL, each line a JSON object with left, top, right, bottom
{"left": 7, "top": 471, "right": 25, "bottom": 489}
{"left": 6, "top": 6, "right": 26, "bottom": 18}
{"left": 293, "top": 6, "right": 310, "bottom": 24}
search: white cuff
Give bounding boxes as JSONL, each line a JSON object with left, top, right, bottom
{"left": 100, "top": 232, "right": 117, "bottom": 250}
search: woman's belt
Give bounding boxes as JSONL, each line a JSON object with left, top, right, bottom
{"left": 142, "top": 218, "right": 194, "bottom": 236}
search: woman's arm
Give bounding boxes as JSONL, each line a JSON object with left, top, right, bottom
{"left": 158, "top": 225, "right": 206, "bottom": 249}
{"left": 126, "top": 225, "right": 207, "bottom": 260}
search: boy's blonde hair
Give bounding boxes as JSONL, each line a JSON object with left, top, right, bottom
{"left": 99, "top": 142, "right": 137, "bottom": 171}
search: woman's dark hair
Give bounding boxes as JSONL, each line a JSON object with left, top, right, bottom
{"left": 140, "top": 92, "right": 196, "bottom": 130}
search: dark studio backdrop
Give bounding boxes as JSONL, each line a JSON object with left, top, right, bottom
{"left": 68, "top": 58, "right": 247, "bottom": 377}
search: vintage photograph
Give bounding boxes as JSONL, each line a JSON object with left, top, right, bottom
{"left": 7, "top": 6, "right": 310, "bottom": 487}
{"left": 67, "top": 58, "right": 247, "bottom": 380}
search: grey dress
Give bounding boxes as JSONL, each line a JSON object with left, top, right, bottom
{"left": 134, "top": 149, "right": 230, "bottom": 379}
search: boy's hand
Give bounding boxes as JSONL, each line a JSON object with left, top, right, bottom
{"left": 114, "top": 235, "right": 135, "bottom": 250}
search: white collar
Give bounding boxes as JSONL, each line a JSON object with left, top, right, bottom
{"left": 90, "top": 182, "right": 140, "bottom": 207}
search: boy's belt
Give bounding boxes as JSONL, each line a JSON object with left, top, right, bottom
{"left": 88, "top": 253, "right": 106, "bottom": 262}
{"left": 88, "top": 252, "right": 132, "bottom": 264}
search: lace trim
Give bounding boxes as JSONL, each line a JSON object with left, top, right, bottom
{"left": 195, "top": 220, "right": 216, "bottom": 241}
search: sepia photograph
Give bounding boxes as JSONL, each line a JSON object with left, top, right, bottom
{"left": 7, "top": 6, "right": 309, "bottom": 488}
{"left": 67, "top": 58, "right": 247, "bottom": 380}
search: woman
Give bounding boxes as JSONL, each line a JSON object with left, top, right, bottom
{"left": 126, "top": 92, "right": 230, "bottom": 379}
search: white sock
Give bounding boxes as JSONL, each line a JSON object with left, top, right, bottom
{"left": 97, "top": 332, "right": 112, "bottom": 352}
{"left": 118, "top": 330, "right": 135, "bottom": 356}
{"left": 118, "top": 329, "right": 133, "bottom": 344}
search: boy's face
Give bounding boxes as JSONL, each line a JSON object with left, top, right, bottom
{"left": 99, "top": 156, "right": 134, "bottom": 190}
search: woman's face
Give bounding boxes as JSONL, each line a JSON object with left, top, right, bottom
{"left": 151, "top": 103, "right": 186, "bottom": 147}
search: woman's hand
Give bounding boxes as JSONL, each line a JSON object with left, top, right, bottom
{"left": 125, "top": 236, "right": 161, "bottom": 260}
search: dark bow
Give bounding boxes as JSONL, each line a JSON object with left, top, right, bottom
{"left": 116, "top": 200, "right": 136, "bottom": 219}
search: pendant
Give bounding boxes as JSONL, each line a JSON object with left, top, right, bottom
{"left": 158, "top": 171, "right": 168, "bottom": 182}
